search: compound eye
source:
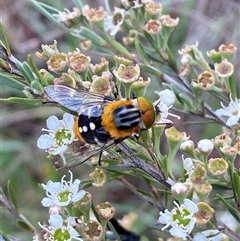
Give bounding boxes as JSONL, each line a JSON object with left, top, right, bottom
{"left": 137, "top": 97, "right": 155, "bottom": 129}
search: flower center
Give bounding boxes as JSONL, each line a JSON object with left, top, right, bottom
{"left": 172, "top": 208, "right": 191, "bottom": 226}
{"left": 57, "top": 190, "right": 72, "bottom": 202}
{"left": 55, "top": 129, "right": 72, "bottom": 146}
{"left": 53, "top": 228, "right": 71, "bottom": 241}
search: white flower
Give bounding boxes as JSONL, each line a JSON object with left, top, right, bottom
{"left": 155, "top": 89, "right": 176, "bottom": 107}
{"left": 37, "top": 113, "right": 75, "bottom": 155}
{"left": 41, "top": 171, "right": 85, "bottom": 207}
{"left": 193, "top": 229, "right": 223, "bottom": 241}
{"left": 215, "top": 96, "right": 240, "bottom": 127}
{"left": 39, "top": 214, "right": 82, "bottom": 241}
{"left": 103, "top": 7, "right": 125, "bottom": 36}
{"left": 158, "top": 198, "right": 198, "bottom": 239}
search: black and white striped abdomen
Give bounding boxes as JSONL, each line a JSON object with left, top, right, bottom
{"left": 113, "top": 104, "right": 141, "bottom": 130}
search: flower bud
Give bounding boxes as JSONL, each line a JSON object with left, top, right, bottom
{"left": 214, "top": 59, "right": 234, "bottom": 78}
{"left": 83, "top": 220, "right": 103, "bottom": 241}
{"left": 123, "top": 30, "right": 138, "bottom": 46}
{"left": 54, "top": 73, "right": 76, "bottom": 87}
{"left": 206, "top": 49, "right": 222, "bottom": 63}
{"left": 193, "top": 180, "right": 212, "bottom": 201}
{"left": 39, "top": 69, "right": 55, "bottom": 85}
{"left": 83, "top": 5, "right": 106, "bottom": 23}
{"left": 89, "top": 168, "right": 107, "bottom": 187}
{"left": 89, "top": 58, "right": 109, "bottom": 75}
{"left": 132, "top": 77, "right": 151, "bottom": 97}
{"left": 161, "top": 15, "right": 179, "bottom": 28}
{"left": 190, "top": 163, "right": 206, "bottom": 184}
{"left": 208, "top": 158, "right": 229, "bottom": 177}
{"left": 74, "top": 191, "right": 92, "bottom": 209}
{"left": 79, "top": 39, "right": 92, "bottom": 51}
{"left": 96, "top": 202, "right": 116, "bottom": 221}
{"left": 145, "top": 20, "right": 162, "bottom": 35}
{"left": 47, "top": 53, "right": 68, "bottom": 73}
{"left": 195, "top": 202, "right": 214, "bottom": 225}
{"left": 218, "top": 43, "right": 237, "bottom": 61}
{"left": 171, "top": 182, "right": 189, "bottom": 203}
{"left": 197, "top": 139, "right": 214, "bottom": 155}
{"left": 144, "top": 1, "right": 162, "bottom": 15}
{"left": 35, "top": 40, "right": 59, "bottom": 59}
{"left": 165, "top": 126, "right": 189, "bottom": 143}
{"left": 220, "top": 144, "right": 237, "bottom": 162}
{"left": 114, "top": 55, "right": 132, "bottom": 66}
{"left": 197, "top": 71, "right": 215, "bottom": 90}
{"left": 180, "top": 140, "right": 195, "bottom": 158}
{"left": 89, "top": 74, "right": 112, "bottom": 95}
{"left": 213, "top": 133, "right": 232, "bottom": 148}
{"left": 69, "top": 54, "right": 91, "bottom": 73}
{"left": 113, "top": 64, "right": 140, "bottom": 83}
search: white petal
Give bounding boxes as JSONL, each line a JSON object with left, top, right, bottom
{"left": 63, "top": 113, "right": 75, "bottom": 129}
{"left": 47, "top": 115, "right": 60, "bottom": 131}
{"left": 49, "top": 214, "right": 63, "bottom": 227}
{"left": 72, "top": 190, "right": 86, "bottom": 202}
{"left": 37, "top": 134, "right": 53, "bottom": 149}
{"left": 226, "top": 115, "right": 238, "bottom": 127}
{"left": 41, "top": 197, "right": 55, "bottom": 207}
{"left": 170, "top": 225, "right": 187, "bottom": 238}
{"left": 158, "top": 211, "right": 172, "bottom": 225}
{"left": 184, "top": 199, "right": 198, "bottom": 213}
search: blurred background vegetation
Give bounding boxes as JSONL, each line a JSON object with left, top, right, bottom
{"left": 0, "top": 0, "right": 239, "bottom": 239}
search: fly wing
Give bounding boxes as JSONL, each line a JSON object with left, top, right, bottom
{"left": 50, "top": 139, "right": 118, "bottom": 169}
{"left": 44, "top": 85, "right": 111, "bottom": 113}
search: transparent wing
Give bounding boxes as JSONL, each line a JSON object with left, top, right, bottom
{"left": 44, "top": 85, "right": 113, "bottom": 113}
{"left": 50, "top": 139, "right": 118, "bottom": 169}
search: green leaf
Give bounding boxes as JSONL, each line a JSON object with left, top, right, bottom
{"left": 216, "top": 194, "right": 240, "bottom": 222}
{"left": 233, "top": 171, "right": 240, "bottom": 202}
{"left": 105, "top": 34, "right": 133, "bottom": 58}
{"left": 138, "top": 63, "right": 163, "bottom": 76}
{"left": 0, "top": 73, "right": 26, "bottom": 90}
{"left": 229, "top": 74, "right": 237, "bottom": 99}
{"left": 0, "top": 23, "right": 11, "bottom": 55}
{"left": 107, "top": 221, "right": 122, "bottom": 241}
{"left": 17, "top": 219, "right": 35, "bottom": 232}
{"left": 135, "top": 40, "right": 148, "bottom": 64}
{"left": 72, "top": 0, "right": 83, "bottom": 9}
{"left": 143, "top": 30, "right": 159, "bottom": 52}
{"left": 27, "top": 54, "right": 47, "bottom": 86}
{"left": 0, "top": 97, "right": 43, "bottom": 105}
{"left": 79, "top": 27, "right": 107, "bottom": 46}
{"left": 7, "top": 180, "right": 18, "bottom": 212}
{"left": 30, "top": 0, "right": 64, "bottom": 28}
{"left": 22, "top": 61, "right": 36, "bottom": 84}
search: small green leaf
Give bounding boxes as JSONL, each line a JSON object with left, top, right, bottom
{"left": 233, "top": 171, "right": 240, "bottom": 202}
{"left": 17, "top": 219, "right": 35, "bottom": 232}
{"left": 27, "top": 54, "right": 47, "bottom": 86}
{"left": 216, "top": 194, "right": 240, "bottom": 222}
{"left": 22, "top": 61, "right": 36, "bottom": 84}
{"left": 105, "top": 34, "right": 133, "bottom": 58}
{"left": 0, "top": 97, "right": 44, "bottom": 105}
{"left": 229, "top": 74, "right": 237, "bottom": 99}
{"left": 7, "top": 180, "right": 18, "bottom": 212}
{"left": 143, "top": 30, "right": 159, "bottom": 52}
{"left": 79, "top": 27, "right": 107, "bottom": 46}
{"left": 138, "top": 63, "right": 163, "bottom": 76}
{"left": 0, "top": 73, "right": 26, "bottom": 90}
{"left": 0, "top": 23, "right": 11, "bottom": 56}
{"left": 135, "top": 40, "right": 148, "bottom": 64}
{"left": 31, "top": 79, "right": 44, "bottom": 93}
